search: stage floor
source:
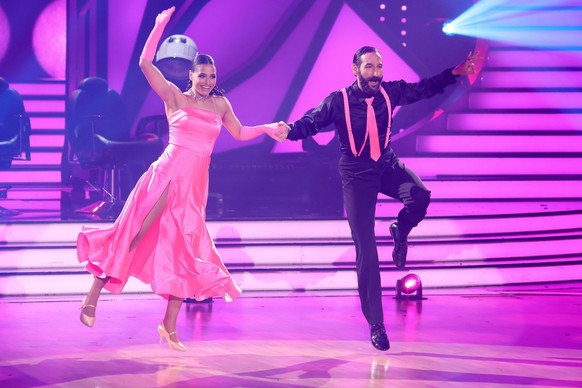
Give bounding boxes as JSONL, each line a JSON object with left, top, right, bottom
{"left": 1, "top": 289, "right": 581, "bottom": 387}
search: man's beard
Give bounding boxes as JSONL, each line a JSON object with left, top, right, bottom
{"left": 357, "top": 72, "right": 382, "bottom": 95}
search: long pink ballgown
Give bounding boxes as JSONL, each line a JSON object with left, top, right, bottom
{"left": 77, "top": 107, "right": 242, "bottom": 301}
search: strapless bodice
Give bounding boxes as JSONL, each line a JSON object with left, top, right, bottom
{"left": 167, "top": 107, "right": 222, "bottom": 155}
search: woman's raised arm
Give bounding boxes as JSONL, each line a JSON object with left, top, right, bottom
{"left": 138, "top": 6, "right": 183, "bottom": 111}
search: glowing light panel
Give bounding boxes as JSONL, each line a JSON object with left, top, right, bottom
{"left": 394, "top": 180, "right": 582, "bottom": 199}
{"left": 32, "top": 0, "right": 66, "bottom": 79}
{"left": 29, "top": 117, "right": 65, "bottom": 130}
{"left": 401, "top": 156, "right": 582, "bottom": 177}
{"left": 0, "top": 5, "right": 9, "bottom": 62}
{"left": 486, "top": 50, "right": 582, "bottom": 68}
{"left": 481, "top": 71, "right": 582, "bottom": 88}
{"left": 468, "top": 92, "right": 582, "bottom": 110}
{"left": 447, "top": 113, "right": 582, "bottom": 131}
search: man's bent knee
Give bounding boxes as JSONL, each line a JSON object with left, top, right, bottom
{"left": 411, "top": 186, "right": 431, "bottom": 210}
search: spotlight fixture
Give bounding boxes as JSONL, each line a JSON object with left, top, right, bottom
{"left": 395, "top": 273, "right": 423, "bottom": 300}
{"left": 442, "top": 20, "right": 455, "bottom": 36}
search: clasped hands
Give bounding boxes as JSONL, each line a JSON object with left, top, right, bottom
{"left": 267, "top": 121, "right": 291, "bottom": 143}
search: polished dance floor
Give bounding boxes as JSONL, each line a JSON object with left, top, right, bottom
{"left": 1, "top": 288, "right": 581, "bottom": 387}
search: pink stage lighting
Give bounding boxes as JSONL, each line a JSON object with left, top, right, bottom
{"left": 32, "top": 0, "right": 66, "bottom": 79}
{"left": 0, "top": 5, "right": 9, "bottom": 62}
{"left": 396, "top": 273, "right": 423, "bottom": 300}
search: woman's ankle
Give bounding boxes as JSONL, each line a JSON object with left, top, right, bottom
{"left": 162, "top": 320, "right": 177, "bottom": 333}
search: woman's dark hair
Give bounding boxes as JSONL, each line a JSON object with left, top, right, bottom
{"left": 186, "top": 53, "right": 225, "bottom": 96}
{"left": 352, "top": 46, "right": 381, "bottom": 67}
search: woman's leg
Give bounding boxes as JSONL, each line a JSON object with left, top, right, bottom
{"left": 80, "top": 275, "right": 111, "bottom": 326}
{"left": 129, "top": 183, "right": 170, "bottom": 252}
{"left": 162, "top": 295, "right": 184, "bottom": 342}
{"left": 85, "top": 275, "right": 110, "bottom": 303}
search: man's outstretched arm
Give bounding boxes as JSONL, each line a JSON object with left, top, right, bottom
{"left": 281, "top": 92, "right": 337, "bottom": 141}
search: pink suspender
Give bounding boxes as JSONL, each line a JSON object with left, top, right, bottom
{"left": 379, "top": 86, "right": 392, "bottom": 148}
{"left": 341, "top": 86, "right": 392, "bottom": 157}
{"left": 341, "top": 88, "right": 367, "bottom": 157}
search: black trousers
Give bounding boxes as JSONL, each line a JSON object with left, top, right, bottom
{"left": 339, "top": 150, "right": 431, "bottom": 324}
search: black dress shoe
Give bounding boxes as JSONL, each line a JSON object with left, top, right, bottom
{"left": 370, "top": 323, "right": 390, "bottom": 351}
{"left": 389, "top": 222, "right": 407, "bottom": 269}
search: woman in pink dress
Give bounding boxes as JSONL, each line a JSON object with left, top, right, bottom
{"left": 77, "top": 6, "right": 286, "bottom": 351}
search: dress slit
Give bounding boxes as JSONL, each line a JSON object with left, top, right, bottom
{"left": 129, "top": 181, "right": 171, "bottom": 252}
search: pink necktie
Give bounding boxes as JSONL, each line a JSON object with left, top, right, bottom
{"left": 365, "top": 97, "right": 381, "bottom": 161}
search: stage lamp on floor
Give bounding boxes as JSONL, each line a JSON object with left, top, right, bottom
{"left": 396, "top": 273, "right": 423, "bottom": 300}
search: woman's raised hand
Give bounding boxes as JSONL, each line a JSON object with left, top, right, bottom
{"left": 156, "top": 6, "right": 175, "bottom": 26}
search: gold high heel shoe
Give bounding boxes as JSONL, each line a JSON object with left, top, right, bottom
{"left": 80, "top": 296, "right": 96, "bottom": 328}
{"left": 157, "top": 323, "right": 187, "bottom": 352}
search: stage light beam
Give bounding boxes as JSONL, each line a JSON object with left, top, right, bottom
{"left": 442, "top": 20, "right": 455, "bottom": 36}
{"left": 440, "top": 0, "right": 581, "bottom": 48}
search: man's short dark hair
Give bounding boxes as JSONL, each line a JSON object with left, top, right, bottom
{"left": 353, "top": 46, "right": 380, "bottom": 67}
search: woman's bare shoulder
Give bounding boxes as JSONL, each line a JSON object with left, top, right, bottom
{"left": 213, "top": 95, "right": 229, "bottom": 105}
{"left": 213, "top": 95, "right": 231, "bottom": 115}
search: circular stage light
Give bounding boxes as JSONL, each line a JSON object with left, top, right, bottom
{"left": 0, "top": 5, "right": 9, "bottom": 63}
{"left": 401, "top": 273, "right": 422, "bottom": 294}
{"left": 396, "top": 273, "right": 423, "bottom": 300}
{"left": 32, "top": 0, "right": 66, "bottom": 79}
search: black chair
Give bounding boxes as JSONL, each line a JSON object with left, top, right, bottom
{"left": 135, "top": 114, "right": 169, "bottom": 145}
{"left": 66, "top": 77, "right": 163, "bottom": 219}
{"left": 0, "top": 77, "right": 31, "bottom": 217}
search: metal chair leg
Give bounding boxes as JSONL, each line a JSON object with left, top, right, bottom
{"left": 75, "top": 167, "right": 125, "bottom": 219}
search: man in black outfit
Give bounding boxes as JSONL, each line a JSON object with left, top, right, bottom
{"left": 282, "top": 46, "right": 478, "bottom": 351}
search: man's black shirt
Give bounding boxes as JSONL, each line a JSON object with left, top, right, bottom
{"left": 287, "top": 68, "right": 459, "bottom": 158}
